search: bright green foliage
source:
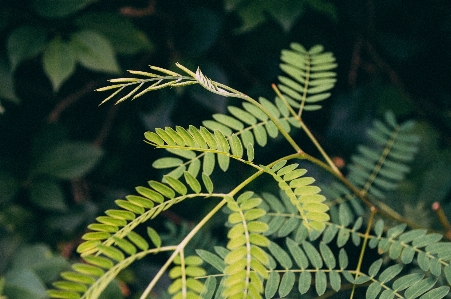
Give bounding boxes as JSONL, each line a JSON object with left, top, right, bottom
{"left": 261, "top": 163, "right": 330, "bottom": 231}
{"left": 148, "top": 124, "right": 256, "bottom": 178}
{"left": 278, "top": 43, "right": 337, "bottom": 114}
{"left": 168, "top": 255, "right": 206, "bottom": 298}
{"left": 46, "top": 43, "right": 451, "bottom": 299}
{"left": 222, "top": 193, "right": 270, "bottom": 299}
{"left": 48, "top": 172, "right": 216, "bottom": 299}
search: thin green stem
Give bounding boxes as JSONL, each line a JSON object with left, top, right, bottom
{"left": 271, "top": 83, "right": 341, "bottom": 175}
{"left": 350, "top": 207, "right": 376, "bottom": 299}
{"left": 217, "top": 82, "right": 302, "bottom": 153}
{"left": 299, "top": 120, "right": 341, "bottom": 175}
{"left": 140, "top": 167, "right": 268, "bottom": 298}
{"left": 295, "top": 151, "right": 424, "bottom": 229}
{"left": 298, "top": 53, "right": 310, "bottom": 119}
{"left": 271, "top": 83, "right": 299, "bottom": 119}
{"left": 140, "top": 195, "right": 228, "bottom": 299}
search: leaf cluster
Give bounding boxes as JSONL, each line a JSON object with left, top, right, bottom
{"left": 45, "top": 42, "right": 451, "bottom": 299}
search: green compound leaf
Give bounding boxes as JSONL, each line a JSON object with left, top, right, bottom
{"left": 278, "top": 43, "right": 337, "bottom": 115}
{"left": 268, "top": 241, "right": 292, "bottom": 269}
{"left": 163, "top": 175, "right": 188, "bottom": 195}
{"left": 262, "top": 164, "right": 329, "bottom": 231}
{"left": 135, "top": 186, "right": 164, "bottom": 203}
{"left": 419, "top": 286, "right": 450, "bottom": 299}
{"left": 147, "top": 227, "right": 161, "bottom": 248}
{"left": 202, "top": 172, "right": 214, "bottom": 194}
{"left": 246, "top": 142, "right": 255, "bottom": 162}
{"left": 203, "top": 152, "right": 216, "bottom": 175}
{"left": 404, "top": 277, "right": 436, "bottom": 298}
{"left": 315, "top": 271, "right": 327, "bottom": 296}
{"left": 196, "top": 250, "right": 225, "bottom": 272}
{"left": 148, "top": 180, "right": 175, "bottom": 198}
{"left": 298, "top": 271, "right": 312, "bottom": 294}
{"left": 230, "top": 134, "right": 243, "bottom": 158}
{"left": 223, "top": 194, "right": 269, "bottom": 298}
{"left": 200, "top": 276, "right": 217, "bottom": 299}
{"left": 153, "top": 157, "right": 183, "bottom": 169}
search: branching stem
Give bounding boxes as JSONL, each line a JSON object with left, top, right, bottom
{"left": 140, "top": 165, "right": 270, "bottom": 298}
{"left": 350, "top": 207, "right": 376, "bottom": 299}
{"left": 271, "top": 84, "right": 341, "bottom": 175}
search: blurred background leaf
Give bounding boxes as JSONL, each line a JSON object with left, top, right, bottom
{"left": 70, "top": 30, "right": 121, "bottom": 74}
{"left": 75, "top": 12, "right": 153, "bottom": 55}
{"left": 7, "top": 26, "right": 47, "bottom": 71}
{"left": 42, "top": 37, "right": 77, "bottom": 91}
{"left": 30, "top": 141, "right": 103, "bottom": 179}
{"left": 33, "top": 0, "right": 96, "bottom": 18}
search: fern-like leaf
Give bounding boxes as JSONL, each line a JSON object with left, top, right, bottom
{"left": 48, "top": 173, "right": 217, "bottom": 299}
{"left": 348, "top": 111, "right": 419, "bottom": 199}
{"left": 368, "top": 219, "right": 451, "bottom": 284}
{"left": 261, "top": 161, "right": 330, "bottom": 231}
{"left": 323, "top": 111, "right": 419, "bottom": 223}
{"left": 359, "top": 259, "right": 450, "bottom": 299}
{"left": 222, "top": 192, "right": 270, "bottom": 298}
{"left": 148, "top": 124, "right": 257, "bottom": 179}
{"left": 264, "top": 238, "right": 351, "bottom": 298}
{"left": 277, "top": 43, "right": 337, "bottom": 115}
{"left": 168, "top": 254, "right": 206, "bottom": 298}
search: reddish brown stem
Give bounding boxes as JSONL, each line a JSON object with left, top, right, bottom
{"left": 432, "top": 201, "right": 451, "bottom": 240}
{"left": 120, "top": 0, "right": 156, "bottom": 17}
{"left": 47, "top": 80, "right": 100, "bottom": 123}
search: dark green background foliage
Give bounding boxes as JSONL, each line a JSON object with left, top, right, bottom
{"left": 0, "top": 0, "right": 450, "bottom": 298}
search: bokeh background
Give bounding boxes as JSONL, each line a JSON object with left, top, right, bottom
{"left": 1, "top": 0, "right": 451, "bottom": 298}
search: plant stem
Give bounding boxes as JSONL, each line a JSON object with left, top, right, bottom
{"left": 140, "top": 169, "right": 266, "bottom": 298}
{"left": 140, "top": 195, "right": 228, "bottom": 299}
{"left": 271, "top": 83, "right": 341, "bottom": 175}
{"left": 299, "top": 120, "right": 342, "bottom": 175}
{"left": 350, "top": 207, "right": 377, "bottom": 299}
{"left": 295, "top": 151, "right": 425, "bottom": 230}
{"left": 209, "top": 81, "right": 302, "bottom": 153}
